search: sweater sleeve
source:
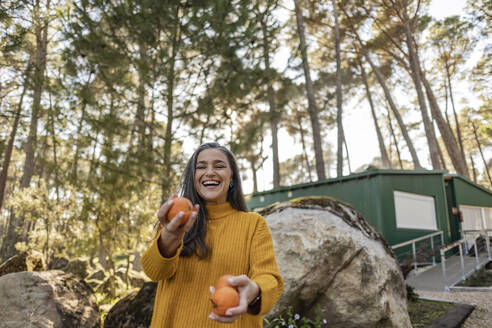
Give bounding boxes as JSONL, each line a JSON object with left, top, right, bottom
{"left": 141, "top": 229, "right": 184, "bottom": 281}
{"left": 248, "top": 215, "right": 284, "bottom": 316}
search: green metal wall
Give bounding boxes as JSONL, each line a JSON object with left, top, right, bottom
{"left": 451, "top": 176, "right": 492, "bottom": 208}
{"left": 248, "top": 172, "right": 383, "bottom": 232}
{"left": 247, "top": 170, "right": 452, "bottom": 246}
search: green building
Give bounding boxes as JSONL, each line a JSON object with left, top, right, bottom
{"left": 247, "top": 169, "right": 492, "bottom": 248}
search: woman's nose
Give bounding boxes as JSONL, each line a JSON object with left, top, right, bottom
{"left": 204, "top": 166, "right": 216, "bottom": 176}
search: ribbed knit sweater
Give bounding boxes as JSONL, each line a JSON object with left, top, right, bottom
{"left": 141, "top": 202, "right": 283, "bottom": 328}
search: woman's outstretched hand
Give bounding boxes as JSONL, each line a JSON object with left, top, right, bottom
{"left": 156, "top": 194, "right": 199, "bottom": 257}
{"left": 208, "top": 275, "right": 260, "bottom": 323}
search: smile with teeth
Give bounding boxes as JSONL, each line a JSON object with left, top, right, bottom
{"left": 202, "top": 180, "right": 221, "bottom": 187}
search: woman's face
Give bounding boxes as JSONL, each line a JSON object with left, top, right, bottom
{"left": 194, "top": 149, "right": 233, "bottom": 205}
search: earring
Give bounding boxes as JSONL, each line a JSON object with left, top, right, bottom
{"left": 229, "top": 181, "right": 234, "bottom": 188}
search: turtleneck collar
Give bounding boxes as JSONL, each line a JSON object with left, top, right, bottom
{"left": 206, "top": 202, "right": 238, "bottom": 220}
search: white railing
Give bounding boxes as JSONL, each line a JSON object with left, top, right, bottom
{"left": 392, "top": 231, "right": 444, "bottom": 273}
{"left": 440, "top": 230, "right": 492, "bottom": 291}
{"left": 462, "top": 229, "right": 492, "bottom": 260}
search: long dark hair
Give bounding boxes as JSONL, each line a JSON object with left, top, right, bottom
{"left": 178, "top": 142, "right": 248, "bottom": 258}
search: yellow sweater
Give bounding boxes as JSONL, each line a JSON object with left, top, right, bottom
{"left": 141, "top": 202, "right": 284, "bottom": 328}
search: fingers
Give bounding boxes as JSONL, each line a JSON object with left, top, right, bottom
{"left": 166, "top": 211, "right": 185, "bottom": 231}
{"left": 228, "top": 274, "right": 249, "bottom": 287}
{"left": 224, "top": 276, "right": 259, "bottom": 316}
{"left": 182, "top": 204, "right": 199, "bottom": 232}
{"left": 208, "top": 312, "right": 240, "bottom": 323}
{"left": 223, "top": 292, "right": 248, "bottom": 316}
{"left": 156, "top": 194, "right": 177, "bottom": 223}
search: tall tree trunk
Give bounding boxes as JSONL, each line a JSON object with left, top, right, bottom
{"left": 446, "top": 64, "right": 467, "bottom": 166}
{"left": 47, "top": 84, "right": 59, "bottom": 200}
{"left": 366, "top": 17, "right": 468, "bottom": 174}
{"left": 401, "top": 0, "right": 441, "bottom": 169}
{"left": 21, "top": 0, "right": 49, "bottom": 190}
{"left": 72, "top": 100, "right": 87, "bottom": 183}
{"left": 343, "top": 7, "right": 421, "bottom": 169}
{"left": 294, "top": 0, "right": 326, "bottom": 180}
{"left": 0, "top": 69, "right": 28, "bottom": 212}
{"left": 332, "top": 0, "right": 344, "bottom": 177}
{"left": 71, "top": 71, "right": 92, "bottom": 183}
{"left": 249, "top": 157, "right": 258, "bottom": 193}
{"left": 443, "top": 80, "right": 451, "bottom": 127}
{"left": 471, "top": 121, "right": 492, "bottom": 187}
{"left": 342, "top": 127, "right": 352, "bottom": 174}
{"left": 2, "top": 0, "right": 50, "bottom": 260}
{"left": 261, "top": 18, "right": 280, "bottom": 188}
{"left": 296, "top": 114, "right": 313, "bottom": 182}
{"left": 357, "top": 56, "right": 391, "bottom": 168}
{"left": 136, "top": 44, "right": 147, "bottom": 151}
{"left": 469, "top": 154, "right": 477, "bottom": 183}
{"left": 387, "top": 106, "right": 404, "bottom": 169}
{"left": 359, "top": 44, "right": 421, "bottom": 168}
{"left": 419, "top": 68, "right": 469, "bottom": 177}
{"left": 436, "top": 135, "right": 447, "bottom": 171}
{"left": 162, "top": 4, "right": 182, "bottom": 200}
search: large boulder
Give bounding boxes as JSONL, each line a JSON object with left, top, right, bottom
{"left": 0, "top": 250, "right": 45, "bottom": 277}
{"left": 103, "top": 281, "right": 157, "bottom": 328}
{"left": 261, "top": 196, "right": 411, "bottom": 328}
{"left": 0, "top": 270, "right": 100, "bottom": 328}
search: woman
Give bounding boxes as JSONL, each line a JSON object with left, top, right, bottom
{"left": 141, "top": 142, "right": 283, "bottom": 327}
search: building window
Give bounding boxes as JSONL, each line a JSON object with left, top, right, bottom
{"left": 460, "top": 205, "right": 492, "bottom": 236}
{"left": 394, "top": 190, "right": 437, "bottom": 230}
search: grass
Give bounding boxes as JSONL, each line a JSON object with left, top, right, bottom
{"left": 456, "top": 262, "right": 492, "bottom": 287}
{"left": 408, "top": 298, "right": 456, "bottom": 328}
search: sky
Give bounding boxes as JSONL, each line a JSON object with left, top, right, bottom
{"left": 184, "top": 0, "right": 484, "bottom": 195}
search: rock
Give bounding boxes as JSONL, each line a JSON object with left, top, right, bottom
{"left": 48, "top": 257, "right": 90, "bottom": 280}
{"left": 97, "top": 275, "right": 126, "bottom": 295}
{"left": 103, "top": 282, "right": 157, "bottom": 328}
{"left": 0, "top": 250, "right": 45, "bottom": 277}
{"left": 259, "top": 196, "right": 412, "bottom": 328}
{"left": 0, "top": 270, "right": 100, "bottom": 328}
{"left": 87, "top": 269, "right": 106, "bottom": 281}
{"left": 86, "top": 278, "right": 103, "bottom": 290}
{"left": 115, "top": 268, "right": 147, "bottom": 289}
{"left": 64, "top": 259, "right": 90, "bottom": 279}
{"left": 48, "top": 256, "right": 69, "bottom": 270}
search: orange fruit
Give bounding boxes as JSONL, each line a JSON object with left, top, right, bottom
{"left": 215, "top": 274, "right": 234, "bottom": 289}
{"left": 211, "top": 286, "right": 239, "bottom": 316}
{"left": 167, "top": 197, "right": 193, "bottom": 226}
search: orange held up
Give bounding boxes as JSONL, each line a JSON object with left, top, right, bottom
{"left": 211, "top": 275, "right": 239, "bottom": 316}
{"left": 167, "top": 197, "right": 193, "bottom": 226}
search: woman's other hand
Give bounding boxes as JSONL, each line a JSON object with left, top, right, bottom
{"left": 208, "top": 275, "right": 260, "bottom": 323}
{"left": 156, "top": 194, "right": 199, "bottom": 257}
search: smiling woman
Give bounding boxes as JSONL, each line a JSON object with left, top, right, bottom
{"left": 141, "top": 142, "right": 284, "bottom": 328}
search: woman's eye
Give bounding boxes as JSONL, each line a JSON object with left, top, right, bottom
{"left": 196, "top": 166, "right": 205, "bottom": 170}
{"left": 215, "top": 165, "right": 225, "bottom": 169}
